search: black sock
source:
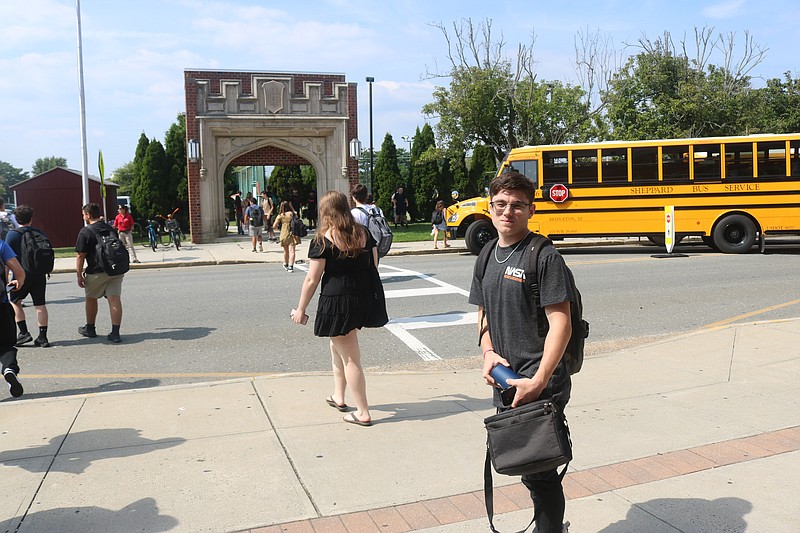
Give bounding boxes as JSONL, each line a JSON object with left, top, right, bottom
{"left": 39, "top": 326, "right": 48, "bottom": 337}
{"left": 16, "top": 321, "right": 28, "bottom": 335}
{"left": 85, "top": 323, "right": 96, "bottom": 331}
{"left": 111, "top": 325, "right": 120, "bottom": 335}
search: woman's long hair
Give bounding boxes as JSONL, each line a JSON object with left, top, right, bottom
{"left": 279, "top": 201, "right": 292, "bottom": 214}
{"left": 314, "top": 190, "right": 364, "bottom": 257}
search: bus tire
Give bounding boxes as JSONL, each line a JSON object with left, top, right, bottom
{"left": 465, "top": 219, "right": 496, "bottom": 255}
{"left": 712, "top": 214, "right": 756, "bottom": 254}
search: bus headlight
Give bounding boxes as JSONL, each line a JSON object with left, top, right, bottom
{"left": 448, "top": 213, "right": 459, "bottom": 223}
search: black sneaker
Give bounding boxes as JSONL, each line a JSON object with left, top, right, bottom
{"left": 78, "top": 325, "right": 97, "bottom": 338}
{"left": 15, "top": 332, "right": 33, "bottom": 346}
{"left": 107, "top": 332, "right": 121, "bottom": 343}
{"left": 4, "top": 369, "right": 23, "bottom": 398}
{"left": 34, "top": 336, "right": 50, "bottom": 348}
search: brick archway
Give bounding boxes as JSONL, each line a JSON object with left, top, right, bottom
{"left": 184, "top": 70, "right": 359, "bottom": 243}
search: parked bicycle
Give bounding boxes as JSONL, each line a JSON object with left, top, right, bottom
{"left": 157, "top": 208, "right": 183, "bottom": 250}
{"left": 145, "top": 219, "right": 166, "bottom": 252}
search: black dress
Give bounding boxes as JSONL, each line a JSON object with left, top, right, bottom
{"left": 309, "top": 234, "right": 388, "bottom": 337}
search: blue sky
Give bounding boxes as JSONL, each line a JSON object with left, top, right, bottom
{"left": 2, "top": 0, "right": 800, "bottom": 178}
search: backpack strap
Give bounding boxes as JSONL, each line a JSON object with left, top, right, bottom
{"left": 474, "top": 237, "right": 499, "bottom": 345}
{"left": 523, "top": 234, "right": 553, "bottom": 338}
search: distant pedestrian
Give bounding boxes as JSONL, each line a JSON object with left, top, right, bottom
{"left": 288, "top": 188, "right": 302, "bottom": 214}
{"left": 306, "top": 190, "right": 318, "bottom": 230}
{"left": 6, "top": 205, "right": 52, "bottom": 348}
{"left": 391, "top": 186, "right": 409, "bottom": 227}
{"left": 0, "top": 198, "right": 19, "bottom": 241}
{"left": 291, "top": 190, "right": 388, "bottom": 427}
{"left": 273, "top": 201, "right": 299, "bottom": 272}
{"left": 113, "top": 205, "right": 140, "bottom": 263}
{"left": 245, "top": 199, "right": 264, "bottom": 252}
{"left": 231, "top": 191, "right": 244, "bottom": 235}
{"left": 1, "top": 240, "right": 25, "bottom": 398}
{"left": 431, "top": 200, "right": 449, "bottom": 249}
{"left": 261, "top": 191, "right": 276, "bottom": 242}
{"left": 75, "top": 203, "right": 125, "bottom": 343}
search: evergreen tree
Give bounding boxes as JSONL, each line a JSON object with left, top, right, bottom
{"left": 411, "top": 124, "right": 439, "bottom": 218}
{"left": 373, "top": 134, "right": 402, "bottom": 216}
{"left": 131, "top": 133, "right": 149, "bottom": 214}
{"left": 164, "top": 114, "right": 188, "bottom": 226}
{"left": 448, "top": 153, "right": 469, "bottom": 204}
{"left": 132, "top": 139, "right": 170, "bottom": 219}
{"left": 467, "top": 144, "right": 497, "bottom": 197}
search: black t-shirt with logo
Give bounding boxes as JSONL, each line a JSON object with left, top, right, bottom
{"left": 469, "top": 232, "right": 573, "bottom": 407}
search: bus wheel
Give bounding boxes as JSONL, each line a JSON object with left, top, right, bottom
{"left": 712, "top": 214, "right": 756, "bottom": 253}
{"left": 465, "top": 219, "right": 496, "bottom": 255}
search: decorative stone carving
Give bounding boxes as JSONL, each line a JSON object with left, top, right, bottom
{"left": 262, "top": 81, "right": 284, "bottom": 114}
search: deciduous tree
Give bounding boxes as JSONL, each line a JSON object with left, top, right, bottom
{"left": 32, "top": 156, "right": 67, "bottom": 175}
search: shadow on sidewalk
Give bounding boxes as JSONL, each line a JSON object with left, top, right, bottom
{"left": 597, "top": 496, "right": 752, "bottom": 533}
{"left": 3, "top": 378, "right": 162, "bottom": 401}
{"left": 0, "top": 428, "right": 186, "bottom": 474}
{"left": 48, "top": 326, "right": 215, "bottom": 347}
{"left": 2, "top": 497, "right": 178, "bottom": 533}
{"left": 369, "top": 394, "right": 490, "bottom": 424}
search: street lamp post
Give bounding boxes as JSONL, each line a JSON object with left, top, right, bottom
{"left": 366, "top": 76, "right": 374, "bottom": 194}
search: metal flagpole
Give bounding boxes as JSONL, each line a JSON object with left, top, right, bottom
{"left": 76, "top": 0, "right": 90, "bottom": 208}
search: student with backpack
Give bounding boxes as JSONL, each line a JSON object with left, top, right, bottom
{"left": 5, "top": 205, "right": 55, "bottom": 348}
{"left": 350, "top": 184, "right": 393, "bottom": 261}
{"left": 0, "top": 198, "right": 19, "bottom": 241}
{"left": 469, "top": 171, "right": 579, "bottom": 533}
{"left": 75, "top": 203, "right": 128, "bottom": 343}
{"left": 273, "top": 201, "right": 300, "bottom": 272}
{"left": 430, "top": 200, "right": 449, "bottom": 250}
{"left": 245, "top": 199, "right": 264, "bottom": 252}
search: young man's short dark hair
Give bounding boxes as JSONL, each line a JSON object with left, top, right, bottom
{"left": 82, "top": 203, "right": 101, "bottom": 219}
{"left": 490, "top": 171, "right": 536, "bottom": 203}
{"left": 14, "top": 205, "right": 33, "bottom": 225}
{"left": 351, "top": 183, "right": 369, "bottom": 203}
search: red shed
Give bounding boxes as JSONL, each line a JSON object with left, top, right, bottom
{"left": 9, "top": 167, "right": 119, "bottom": 248}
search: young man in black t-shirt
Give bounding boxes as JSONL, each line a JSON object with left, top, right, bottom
{"left": 469, "top": 171, "right": 574, "bottom": 533}
{"left": 75, "top": 203, "right": 125, "bottom": 343}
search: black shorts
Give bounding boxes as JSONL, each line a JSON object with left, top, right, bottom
{"left": 10, "top": 274, "right": 47, "bottom": 306}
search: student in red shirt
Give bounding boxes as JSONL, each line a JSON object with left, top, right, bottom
{"left": 113, "top": 205, "right": 140, "bottom": 263}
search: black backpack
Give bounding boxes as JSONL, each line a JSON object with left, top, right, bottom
{"left": 431, "top": 210, "right": 444, "bottom": 225}
{"left": 475, "top": 234, "right": 589, "bottom": 374}
{"left": 15, "top": 228, "right": 55, "bottom": 276}
{"left": 249, "top": 206, "right": 263, "bottom": 227}
{"left": 89, "top": 224, "right": 130, "bottom": 276}
{"left": 290, "top": 214, "right": 308, "bottom": 237}
{"left": 356, "top": 207, "right": 393, "bottom": 258}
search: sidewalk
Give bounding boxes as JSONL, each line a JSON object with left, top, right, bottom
{"left": 4, "top": 236, "right": 799, "bottom": 532}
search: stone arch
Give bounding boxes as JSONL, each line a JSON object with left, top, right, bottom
{"left": 184, "top": 70, "right": 359, "bottom": 243}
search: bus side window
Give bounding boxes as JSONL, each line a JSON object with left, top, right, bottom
{"left": 725, "top": 143, "right": 753, "bottom": 181}
{"left": 662, "top": 145, "right": 690, "bottom": 182}
{"left": 757, "top": 141, "right": 787, "bottom": 178}
{"left": 693, "top": 144, "right": 721, "bottom": 182}
{"left": 792, "top": 141, "right": 800, "bottom": 177}
{"left": 631, "top": 147, "right": 658, "bottom": 182}
{"left": 542, "top": 151, "right": 568, "bottom": 187}
{"left": 601, "top": 148, "right": 628, "bottom": 184}
{"left": 510, "top": 159, "right": 539, "bottom": 185}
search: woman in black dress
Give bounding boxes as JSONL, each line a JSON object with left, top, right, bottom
{"left": 291, "top": 190, "right": 388, "bottom": 426}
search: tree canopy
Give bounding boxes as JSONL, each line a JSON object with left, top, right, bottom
{"left": 32, "top": 156, "right": 68, "bottom": 176}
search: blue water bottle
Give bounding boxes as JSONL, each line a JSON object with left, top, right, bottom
{"left": 490, "top": 365, "right": 521, "bottom": 390}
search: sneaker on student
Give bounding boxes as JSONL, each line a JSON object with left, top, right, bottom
{"left": 252, "top": 248, "right": 257, "bottom": 252}
{"left": 15, "top": 332, "right": 33, "bottom": 346}
{"left": 562, "top": 521, "right": 570, "bottom": 533}
{"left": 78, "top": 325, "right": 97, "bottom": 338}
{"left": 107, "top": 332, "right": 121, "bottom": 343}
{"left": 288, "top": 266, "right": 294, "bottom": 272}
{"left": 34, "top": 336, "right": 50, "bottom": 348}
{"left": 258, "top": 244, "right": 263, "bottom": 252}
{"left": 4, "top": 369, "right": 23, "bottom": 398}
{"left": 283, "top": 264, "right": 289, "bottom": 271}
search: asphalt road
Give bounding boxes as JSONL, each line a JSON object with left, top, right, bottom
{"left": 8, "top": 241, "right": 800, "bottom": 400}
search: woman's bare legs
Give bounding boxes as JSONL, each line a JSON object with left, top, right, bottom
{"left": 282, "top": 244, "right": 289, "bottom": 267}
{"left": 330, "top": 329, "right": 370, "bottom": 422}
{"left": 330, "top": 339, "right": 346, "bottom": 406}
{"left": 289, "top": 243, "right": 296, "bottom": 266}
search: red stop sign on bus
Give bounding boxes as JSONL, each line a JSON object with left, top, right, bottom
{"left": 550, "top": 184, "right": 569, "bottom": 203}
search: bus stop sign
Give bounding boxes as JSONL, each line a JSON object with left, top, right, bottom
{"left": 550, "top": 184, "right": 569, "bottom": 203}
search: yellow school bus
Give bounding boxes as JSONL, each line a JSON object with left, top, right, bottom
{"left": 446, "top": 133, "right": 800, "bottom": 254}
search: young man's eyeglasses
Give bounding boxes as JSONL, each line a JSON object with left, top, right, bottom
{"left": 489, "top": 201, "right": 530, "bottom": 213}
